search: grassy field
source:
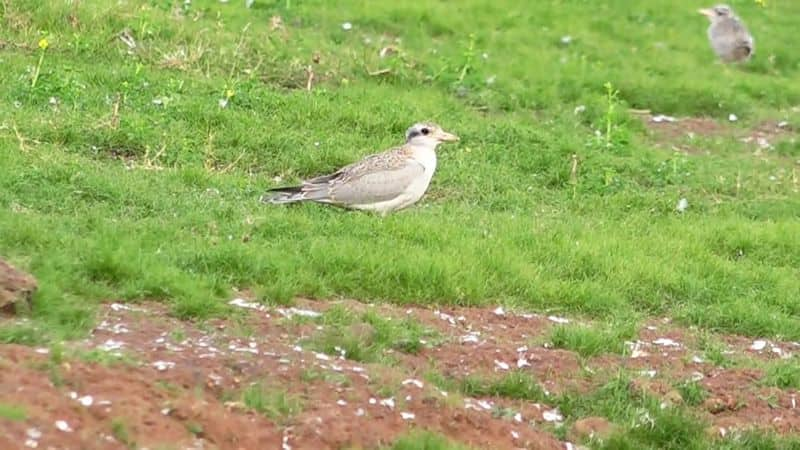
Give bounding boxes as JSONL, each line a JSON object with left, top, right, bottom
{"left": 1, "top": 1, "right": 799, "bottom": 445}
{"left": 2, "top": 0, "right": 799, "bottom": 336}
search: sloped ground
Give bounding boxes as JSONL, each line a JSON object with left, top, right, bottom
{"left": 2, "top": 298, "right": 799, "bottom": 450}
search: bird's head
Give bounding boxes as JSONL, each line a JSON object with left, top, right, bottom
{"left": 699, "top": 4, "right": 734, "bottom": 21}
{"left": 405, "top": 122, "right": 459, "bottom": 147}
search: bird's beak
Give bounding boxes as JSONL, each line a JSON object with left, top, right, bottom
{"left": 437, "top": 130, "right": 460, "bottom": 142}
{"left": 698, "top": 8, "right": 714, "bottom": 17}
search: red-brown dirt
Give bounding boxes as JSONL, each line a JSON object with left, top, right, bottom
{"left": 1, "top": 299, "right": 799, "bottom": 449}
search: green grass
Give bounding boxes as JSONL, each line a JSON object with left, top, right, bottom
{"left": 555, "top": 374, "right": 708, "bottom": 450}
{"left": 433, "top": 368, "right": 800, "bottom": 449}
{"left": 695, "top": 333, "right": 738, "bottom": 368}
{"left": 381, "top": 431, "right": 474, "bottom": 450}
{"left": 710, "top": 431, "right": 800, "bottom": 450}
{"left": 304, "top": 305, "right": 440, "bottom": 363}
{"left": 549, "top": 318, "right": 638, "bottom": 357}
{"left": 110, "top": 418, "right": 137, "bottom": 449}
{"left": 676, "top": 380, "right": 709, "bottom": 407}
{"left": 239, "top": 382, "right": 304, "bottom": 424}
{"left": 0, "top": 403, "right": 27, "bottom": 421}
{"left": 458, "top": 371, "right": 548, "bottom": 402}
{"left": 1, "top": 0, "right": 799, "bottom": 343}
{"left": 762, "top": 360, "right": 800, "bottom": 389}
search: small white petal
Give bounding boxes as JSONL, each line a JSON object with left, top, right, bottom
{"left": 548, "top": 315, "right": 569, "bottom": 324}
{"left": 402, "top": 379, "right": 424, "bottom": 388}
{"left": 542, "top": 408, "right": 563, "bottom": 422}
{"left": 26, "top": 428, "right": 42, "bottom": 439}
{"left": 653, "top": 338, "right": 680, "bottom": 347}
{"left": 78, "top": 395, "right": 94, "bottom": 407}
{"left": 55, "top": 420, "right": 73, "bottom": 432}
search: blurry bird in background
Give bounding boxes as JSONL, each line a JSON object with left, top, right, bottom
{"left": 699, "top": 4, "right": 754, "bottom": 63}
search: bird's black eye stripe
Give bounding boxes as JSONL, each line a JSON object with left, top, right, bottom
{"left": 421, "top": 128, "right": 430, "bottom": 135}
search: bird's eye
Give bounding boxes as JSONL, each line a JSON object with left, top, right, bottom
{"left": 420, "top": 128, "right": 430, "bottom": 135}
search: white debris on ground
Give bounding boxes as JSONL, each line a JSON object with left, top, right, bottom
{"left": 627, "top": 341, "right": 649, "bottom": 358}
{"left": 55, "top": 420, "right": 73, "bottom": 433}
{"left": 402, "top": 379, "right": 424, "bottom": 389}
{"left": 433, "top": 309, "right": 467, "bottom": 327}
{"left": 25, "top": 428, "right": 42, "bottom": 448}
{"left": 747, "top": 339, "right": 792, "bottom": 359}
{"left": 97, "top": 339, "right": 124, "bottom": 352}
{"left": 542, "top": 408, "right": 563, "bottom": 423}
{"left": 228, "top": 298, "right": 267, "bottom": 312}
{"left": 96, "top": 320, "right": 130, "bottom": 334}
{"left": 281, "top": 428, "right": 292, "bottom": 450}
{"left": 460, "top": 331, "right": 481, "bottom": 344}
{"left": 651, "top": 114, "right": 677, "bottom": 123}
{"left": 676, "top": 198, "right": 689, "bottom": 213}
{"left": 464, "top": 398, "right": 493, "bottom": 411}
{"left": 652, "top": 338, "right": 681, "bottom": 347}
{"left": 152, "top": 360, "right": 176, "bottom": 371}
{"left": 78, "top": 395, "right": 94, "bottom": 407}
{"left": 275, "top": 307, "right": 322, "bottom": 319}
{"left": 547, "top": 315, "right": 569, "bottom": 324}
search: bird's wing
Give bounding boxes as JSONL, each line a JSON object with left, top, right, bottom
{"left": 711, "top": 19, "right": 753, "bottom": 55}
{"left": 325, "top": 146, "right": 426, "bottom": 205}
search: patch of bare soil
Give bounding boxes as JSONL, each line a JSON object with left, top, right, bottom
{"left": 634, "top": 112, "right": 795, "bottom": 156}
{"left": 1, "top": 300, "right": 799, "bottom": 449}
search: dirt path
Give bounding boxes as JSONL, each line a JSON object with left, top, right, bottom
{"left": 1, "top": 298, "right": 799, "bottom": 449}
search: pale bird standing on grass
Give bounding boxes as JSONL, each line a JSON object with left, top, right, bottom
{"left": 699, "top": 4, "right": 754, "bottom": 63}
{"left": 260, "top": 123, "right": 459, "bottom": 216}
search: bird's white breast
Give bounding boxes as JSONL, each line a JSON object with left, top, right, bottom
{"left": 410, "top": 145, "right": 437, "bottom": 174}
{"left": 349, "top": 145, "right": 438, "bottom": 215}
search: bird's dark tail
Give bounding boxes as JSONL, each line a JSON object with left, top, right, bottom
{"left": 260, "top": 186, "right": 308, "bottom": 204}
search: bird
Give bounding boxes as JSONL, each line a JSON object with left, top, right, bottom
{"left": 260, "top": 122, "right": 459, "bottom": 216}
{"left": 698, "top": 4, "right": 754, "bottom": 63}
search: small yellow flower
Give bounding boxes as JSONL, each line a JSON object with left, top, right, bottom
{"left": 38, "top": 38, "right": 49, "bottom": 50}
{"left": 225, "top": 89, "right": 235, "bottom": 98}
